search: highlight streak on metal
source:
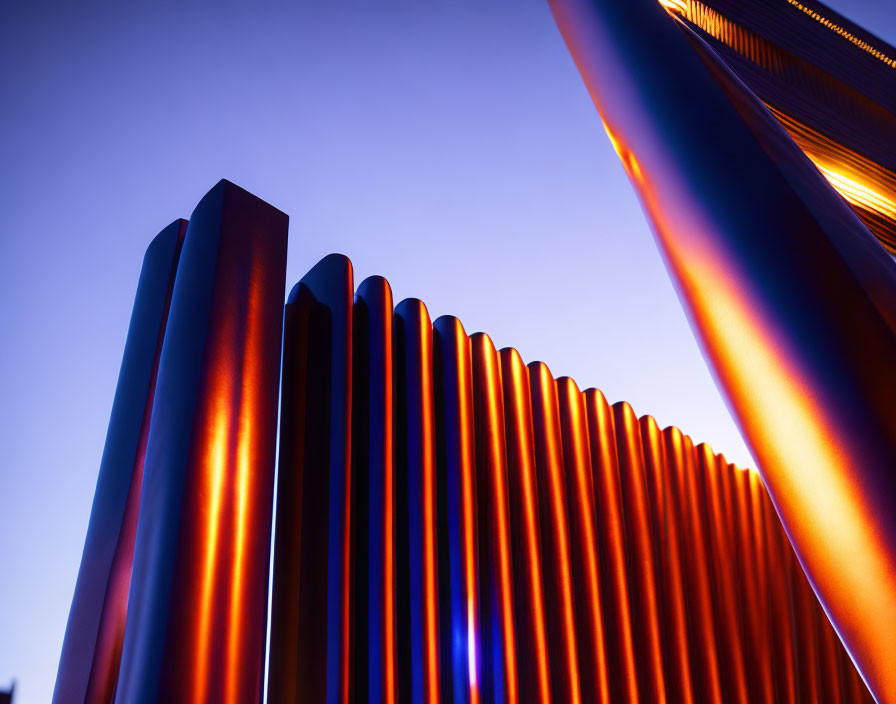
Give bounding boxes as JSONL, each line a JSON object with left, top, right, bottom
{"left": 499, "top": 348, "right": 553, "bottom": 704}
{"left": 268, "top": 254, "right": 354, "bottom": 704}
{"left": 354, "top": 275, "right": 397, "bottom": 704}
{"left": 557, "top": 378, "right": 612, "bottom": 704}
{"left": 53, "top": 220, "right": 185, "bottom": 704}
{"left": 470, "top": 334, "right": 518, "bottom": 704}
{"left": 668, "top": 429, "right": 724, "bottom": 703}
{"left": 395, "top": 298, "right": 442, "bottom": 704}
{"left": 639, "top": 416, "right": 694, "bottom": 704}
{"left": 547, "top": 0, "right": 896, "bottom": 698}
{"left": 758, "top": 477, "right": 798, "bottom": 704}
{"left": 699, "top": 447, "right": 749, "bottom": 704}
{"left": 585, "top": 390, "right": 641, "bottom": 703}
{"left": 61, "top": 216, "right": 880, "bottom": 702}
{"left": 267, "top": 255, "right": 872, "bottom": 702}
{"left": 731, "top": 463, "right": 774, "bottom": 704}
{"left": 114, "top": 180, "right": 287, "bottom": 704}
{"left": 613, "top": 403, "right": 667, "bottom": 703}
{"left": 528, "top": 363, "right": 581, "bottom": 704}
{"left": 433, "top": 316, "right": 482, "bottom": 704}
{"left": 790, "top": 538, "right": 823, "bottom": 702}
{"left": 816, "top": 588, "right": 845, "bottom": 704}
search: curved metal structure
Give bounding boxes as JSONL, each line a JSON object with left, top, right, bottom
{"left": 52, "top": 5, "right": 896, "bottom": 693}
{"left": 54, "top": 180, "right": 288, "bottom": 704}
{"left": 54, "top": 175, "right": 878, "bottom": 701}
{"left": 547, "top": 0, "right": 896, "bottom": 700}
{"left": 114, "top": 181, "right": 287, "bottom": 704}
{"left": 53, "top": 220, "right": 185, "bottom": 704}
{"left": 267, "top": 253, "right": 871, "bottom": 704}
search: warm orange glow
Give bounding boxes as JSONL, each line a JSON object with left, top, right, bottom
{"left": 583, "top": 390, "right": 640, "bottom": 703}
{"left": 659, "top": 0, "right": 896, "bottom": 255}
{"left": 225, "top": 270, "right": 262, "bottom": 704}
{"left": 473, "top": 335, "right": 518, "bottom": 704}
{"left": 452, "top": 325, "right": 481, "bottom": 704}
{"left": 613, "top": 403, "right": 667, "bottom": 703}
{"left": 816, "top": 164, "right": 896, "bottom": 221}
{"left": 531, "top": 365, "right": 581, "bottom": 704}
{"left": 758, "top": 482, "right": 799, "bottom": 703}
{"left": 731, "top": 463, "right": 775, "bottom": 704}
{"left": 668, "top": 428, "right": 724, "bottom": 702}
{"left": 658, "top": 0, "right": 687, "bottom": 14}
{"left": 259, "top": 250, "right": 879, "bottom": 702}
{"left": 419, "top": 312, "right": 441, "bottom": 704}
{"left": 194, "top": 388, "right": 231, "bottom": 704}
{"left": 557, "top": 378, "right": 611, "bottom": 704}
{"left": 702, "top": 448, "right": 750, "bottom": 704}
{"left": 627, "top": 149, "right": 896, "bottom": 694}
{"left": 501, "top": 350, "right": 552, "bottom": 704}
{"left": 383, "top": 296, "right": 396, "bottom": 704}
{"left": 782, "top": 0, "right": 896, "bottom": 67}
{"left": 641, "top": 416, "right": 695, "bottom": 704}
{"left": 660, "top": 0, "right": 896, "bottom": 68}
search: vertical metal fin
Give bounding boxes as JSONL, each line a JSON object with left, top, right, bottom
{"left": 499, "top": 348, "right": 552, "bottom": 704}
{"left": 470, "top": 333, "right": 517, "bottom": 704}
{"left": 354, "top": 276, "right": 396, "bottom": 704}
{"left": 116, "top": 180, "right": 287, "bottom": 704}
{"left": 528, "top": 363, "right": 581, "bottom": 704}
{"left": 54, "top": 220, "right": 185, "bottom": 704}
{"left": 394, "top": 299, "right": 441, "bottom": 704}
{"left": 557, "top": 378, "right": 612, "bottom": 704}
{"left": 613, "top": 403, "right": 668, "bottom": 703}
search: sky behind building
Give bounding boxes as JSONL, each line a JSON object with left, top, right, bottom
{"left": 1, "top": 1, "right": 893, "bottom": 701}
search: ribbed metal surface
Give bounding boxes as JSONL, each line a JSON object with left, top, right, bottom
{"left": 270, "top": 254, "right": 874, "bottom": 704}
{"left": 549, "top": 0, "right": 896, "bottom": 696}
{"left": 663, "top": 0, "right": 896, "bottom": 254}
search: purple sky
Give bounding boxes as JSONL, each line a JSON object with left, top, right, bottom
{"left": 1, "top": 1, "right": 893, "bottom": 701}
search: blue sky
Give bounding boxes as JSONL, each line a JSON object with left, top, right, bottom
{"left": 1, "top": 1, "right": 893, "bottom": 701}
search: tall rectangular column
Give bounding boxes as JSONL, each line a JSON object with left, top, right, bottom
{"left": 114, "top": 180, "right": 287, "bottom": 704}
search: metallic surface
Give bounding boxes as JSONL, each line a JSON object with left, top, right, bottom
{"left": 556, "top": 378, "right": 611, "bottom": 704}
{"left": 53, "top": 220, "right": 185, "bottom": 704}
{"left": 639, "top": 417, "right": 693, "bottom": 704}
{"left": 584, "top": 389, "right": 641, "bottom": 703}
{"left": 469, "top": 333, "right": 518, "bottom": 704}
{"left": 355, "top": 275, "right": 397, "bottom": 704}
{"left": 613, "top": 403, "right": 667, "bottom": 703}
{"left": 433, "top": 315, "right": 482, "bottom": 704}
{"left": 56, "top": 167, "right": 884, "bottom": 702}
{"left": 499, "top": 347, "right": 552, "bottom": 704}
{"left": 658, "top": 0, "right": 896, "bottom": 252}
{"left": 395, "top": 298, "right": 442, "bottom": 704}
{"left": 548, "top": 0, "right": 896, "bottom": 699}
{"left": 268, "top": 253, "right": 873, "bottom": 703}
{"left": 268, "top": 253, "right": 354, "bottom": 704}
{"left": 114, "top": 180, "right": 287, "bottom": 703}
{"left": 529, "top": 363, "right": 581, "bottom": 704}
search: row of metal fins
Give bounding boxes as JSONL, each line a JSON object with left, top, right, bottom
{"left": 267, "top": 253, "right": 873, "bottom": 704}
{"left": 668, "top": 0, "right": 896, "bottom": 254}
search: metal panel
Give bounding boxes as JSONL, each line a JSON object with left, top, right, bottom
{"left": 269, "top": 253, "right": 353, "bottom": 704}
{"left": 56, "top": 199, "right": 877, "bottom": 702}
{"left": 548, "top": 0, "right": 896, "bottom": 697}
{"left": 114, "top": 180, "right": 287, "bottom": 704}
{"left": 269, "top": 254, "right": 873, "bottom": 702}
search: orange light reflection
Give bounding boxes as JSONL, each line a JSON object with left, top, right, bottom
{"left": 502, "top": 350, "right": 552, "bottom": 704}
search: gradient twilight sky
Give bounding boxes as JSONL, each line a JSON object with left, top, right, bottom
{"left": 1, "top": 1, "right": 894, "bottom": 702}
